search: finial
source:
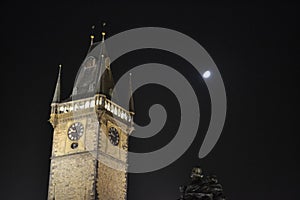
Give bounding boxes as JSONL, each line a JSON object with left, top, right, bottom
{"left": 101, "top": 22, "right": 106, "bottom": 41}
{"left": 101, "top": 32, "right": 106, "bottom": 41}
{"left": 90, "top": 25, "right": 95, "bottom": 45}
{"left": 90, "top": 35, "right": 95, "bottom": 45}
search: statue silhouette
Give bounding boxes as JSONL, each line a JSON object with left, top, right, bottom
{"left": 178, "top": 167, "right": 226, "bottom": 200}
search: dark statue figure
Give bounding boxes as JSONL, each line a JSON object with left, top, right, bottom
{"left": 178, "top": 167, "right": 226, "bottom": 200}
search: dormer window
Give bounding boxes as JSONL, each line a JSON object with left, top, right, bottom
{"left": 84, "top": 56, "right": 96, "bottom": 68}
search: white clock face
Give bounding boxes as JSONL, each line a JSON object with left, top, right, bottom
{"left": 67, "top": 122, "right": 84, "bottom": 141}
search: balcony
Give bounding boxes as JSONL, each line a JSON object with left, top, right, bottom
{"left": 51, "top": 94, "right": 133, "bottom": 123}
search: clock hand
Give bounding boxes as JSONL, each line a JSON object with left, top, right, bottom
{"left": 70, "top": 128, "right": 76, "bottom": 133}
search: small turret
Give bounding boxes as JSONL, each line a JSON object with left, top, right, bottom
{"left": 49, "top": 64, "right": 62, "bottom": 127}
{"left": 129, "top": 73, "right": 135, "bottom": 115}
{"left": 52, "top": 64, "right": 62, "bottom": 103}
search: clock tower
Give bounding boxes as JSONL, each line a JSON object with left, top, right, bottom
{"left": 48, "top": 33, "right": 134, "bottom": 200}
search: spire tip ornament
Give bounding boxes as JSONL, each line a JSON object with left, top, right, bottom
{"left": 90, "top": 25, "right": 95, "bottom": 45}
{"left": 101, "top": 32, "right": 106, "bottom": 41}
{"left": 101, "top": 21, "right": 106, "bottom": 41}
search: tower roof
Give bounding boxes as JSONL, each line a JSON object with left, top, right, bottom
{"left": 71, "top": 38, "right": 114, "bottom": 100}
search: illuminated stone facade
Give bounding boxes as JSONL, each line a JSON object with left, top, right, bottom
{"left": 48, "top": 96, "right": 132, "bottom": 200}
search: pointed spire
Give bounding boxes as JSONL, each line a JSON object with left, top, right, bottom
{"left": 129, "top": 73, "right": 135, "bottom": 114}
{"left": 97, "top": 22, "right": 115, "bottom": 99}
{"left": 52, "top": 65, "right": 61, "bottom": 103}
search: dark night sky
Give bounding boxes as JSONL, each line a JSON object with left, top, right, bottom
{"left": 1, "top": 1, "right": 299, "bottom": 199}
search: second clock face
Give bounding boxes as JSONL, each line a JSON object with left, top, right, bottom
{"left": 67, "top": 122, "right": 84, "bottom": 141}
{"left": 108, "top": 127, "right": 119, "bottom": 146}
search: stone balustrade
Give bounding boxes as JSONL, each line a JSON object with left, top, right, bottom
{"left": 51, "top": 94, "right": 133, "bottom": 123}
